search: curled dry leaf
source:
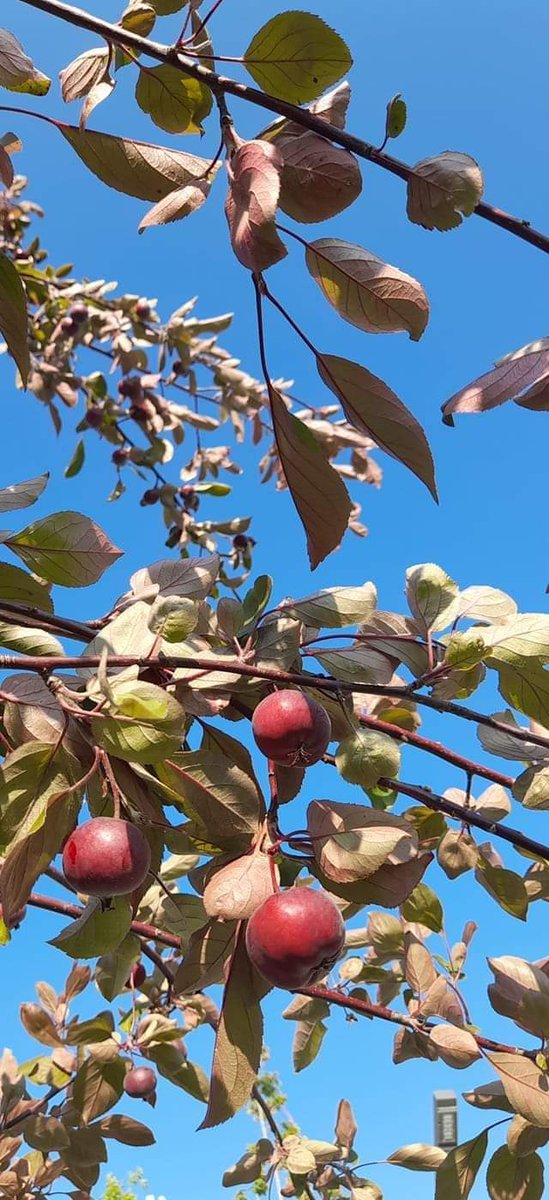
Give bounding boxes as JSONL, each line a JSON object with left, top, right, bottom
{"left": 203, "top": 852, "right": 278, "bottom": 922}
{"left": 441, "top": 344, "right": 549, "bottom": 424}
{"left": 276, "top": 131, "right": 362, "bottom": 223}
{"left": 139, "top": 181, "right": 211, "bottom": 232}
{"left": 305, "top": 238, "right": 429, "bottom": 340}
{"left": 225, "top": 140, "right": 287, "bottom": 272}
{"left": 407, "top": 151, "right": 484, "bottom": 231}
{"left": 59, "top": 48, "right": 110, "bottom": 102}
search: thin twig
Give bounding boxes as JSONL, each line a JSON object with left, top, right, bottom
{"left": 11, "top": 0, "right": 549, "bottom": 255}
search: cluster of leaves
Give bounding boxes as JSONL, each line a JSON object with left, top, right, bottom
{"left": 0, "top": 1, "right": 495, "bottom": 566}
{"left": 0, "top": 478, "right": 547, "bottom": 1193}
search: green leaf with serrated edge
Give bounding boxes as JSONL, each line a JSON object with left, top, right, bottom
{"left": 434, "top": 1131, "right": 488, "bottom": 1200}
{"left": 385, "top": 94, "right": 407, "bottom": 140}
{"left": 0, "top": 743, "right": 82, "bottom": 855}
{"left": 135, "top": 65, "right": 212, "bottom": 134}
{"left": 270, "top": 385, "right": 351, "bottom": 569}
{"left": 0, "top": 562, "right": 52, "bottom": 607}
{"left": 317, "top": 354, "right": 437, "bottom": 499}
{"left": 0, "top": 473, "right": 48, "bottom": 512}
{"left": 406, "top": 563, "right": 460, "bottom": 633}
{"left": 92, "top": 679, "right": 184, "bottom": 764}
{"left": 444, "top": 630, "right": 486, "bottom": 669}
{"left": 476, "top": 860, "right": 528, "bottom": 920}
{"left": 147, "top": 595, "right": 199, "bottom": 642}
{"left": 65, "top": 1012, "right": 115, "bottom": 1045}
{"left": 486, "top": 1145, "right": 544, "bottom": 1200}
{"left": 408, "top": 152, "right": 484, "bottom": 232}
{"left": 200, "top": 929, "right": 268, "bottom": 1128}
{"left": 243, "top": 11, "right": 351, "bottom": 104}
{"left": 6, "top": 511, "right": 122, "bottom": 586}
{"left": 72, "top": 1056, "right": 127, "bottom": 1124}
{"left": 64, "top": 439, "right": 85, "bottom": 479}
{"left": 95, "top": 933, "right": 141, "bottom": 1001}
{"left": 305, "top": 239, "right": 429, "bottom": 340}
{"left": 278, "top": 582, "right": 376, "bottom": 628}
{"left": 492, "top": 660, "right": 549, "bottom": 729}
{"left": 60, "top": 123, "right": 220, "bottom": 201}
{"left": 0, "top": 250, "right": 30, "bottom": 384}
{"left": 156, "top": 752, "right": 264, "bottom": 852}
{"left": 401, "top": 883, "right": 444, "bottom": 932}
{"left": 50, "top": 898, "right": 131, "bottom": 959}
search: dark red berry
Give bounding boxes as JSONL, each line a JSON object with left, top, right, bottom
{"left": 68, "top": 303, "right": 88, "bottom": 325}
{"left": 112, "top": 447, "right": 131, "bottom": 467}
{"left": 62, "top": 817, "right": 151, "bottom": 897}
{"left": 126, "top": 962, "right": 146, "bottom": 989}
{"left": 123, "top": 1066, "right": 157, "bottom": 1099}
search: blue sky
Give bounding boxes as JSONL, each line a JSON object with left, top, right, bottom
{"left": 1, "top": 0, "right": 549, "bottom": 1195}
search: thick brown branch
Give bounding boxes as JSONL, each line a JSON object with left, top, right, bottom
{"left": 2, "top": 651, "right": 549, "bottom": 752}
{"left": 300, "top": 985, "right": 536, "bottom": 1058}
{"left": 13, "top": 0, "right": 549, "bottom": 255}
{"left": 359, "top": 712, "right": 515, "bottom": 789}
{"left": 0, "top": 601, "right": 94, "bottom": 643}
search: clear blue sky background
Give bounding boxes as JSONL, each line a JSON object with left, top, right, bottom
{"left": 1, "top": 0, "right": 549, "bottom": 1195}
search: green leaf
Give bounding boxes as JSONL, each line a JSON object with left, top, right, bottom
{"left": 405, "top": 563, "right": 460, "bottom": 633}
{"left": 0, "top": 250, "right": 31, "bottom": 384}
{"left": 0, "top": 622, "right": 63, "bottom": 656}
{"left": 0, "top": 29, "right": 50, "bottom": 96}
{"left": 243, "top": 11, "right": 352, "bottom": 104}
{"left": 50, "top": 898, "right": 132, "bottom": 958}
{"left": 385, "top": 94, "right": 407, "bottom": 140}
{"left": 269, "top": 386, "right": 352, "bottom": 569}
{"left": 95, "top": 933, "right": 142, "bottom": 1001}
{"left": 147, "top": 595, "right": 199, "bottom": 642}
{"left": 0, "top": 473, "right": 48, "bottom": 512}
{"left": 293, "top": 1018, "right": 327, "bottom": 1072}
{"left": 279, "top": 582, "right": 377, "bottom": 628}
{"left": 242, "top": 575, "right": 273, "bottom": 629}
{"left": 317, "top": 354, "right": 437, "bottom": 499}
{"left": 156, "top": 752, "right": 264, "bottom": 852}
{"left": 305, "top": 238, "right": 429, "bottom": 340}
{"left": 513, "top": 766, "right": 549, "bottom": 810}
{"left": 401, "top": 882, "right": 444, "bottom": 932}
{"left": 493, "top": 660, "right": 549, "bottom": 729}
{"left": 0, "top": 763, "right": 82, "bottom": 923}
{"left": 0, "top": 742, "right": 81, "bottom": 854}
{"left": 72, "top": 1056, "right": 127, "bottom": 1124}
{"left": 200, "top": 930, "right": 267, "bottom": 1128}
{"left": 135, "top": 65, "right": 212, "bottom": 133}
{"left": 65, "top": 1011, "right": 115, "bottom": 1045}
{"left": 6, "top": 510, "right": 122, "bottom": 586}
{"left": 335, "top": 729, "right": 401, "bottom": 788}
{"left": 0, "top": 562, "right": 52, "bottom": 607}
{"left": 486, "top": 1146, "right": 544, "bottom": 1200}
{"left": 174, "top": 920, "right": 237, "bottom": 995}
{"left": 93, "top": 680, "right": 184, "bottom": 763}
{"left": 60, "top": 123, "right": 220, "bottom": 201}
{"left": 65, "top": 440, "right": 85, "bottom": 479}
{"left": 476, "top": 859, "right": 528, "bottom": 920}
{"left": 434, "top": 1131, "right": 488, "bottom": 1200}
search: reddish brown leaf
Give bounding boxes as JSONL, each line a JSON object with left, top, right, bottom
{"left": 277, "top": 131, "right": 361, "bottom": 223}
{"left": 225, "top": 140, "right": 287, "bottom": 272}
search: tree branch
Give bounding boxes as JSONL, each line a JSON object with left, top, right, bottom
{"left": 13, "top": 0, "right": 549, "bottom": 255}
{"left": 1, "top": 650, "right": 548, "bottom": 752}
{"left": 28, "top": 891, "right": 181, "bottom": 948}
{"left": 300, "top": 985, "right": 536, "bottom": 1058}
{"left": 359, "top": 712, "right": 515, "bottom": 790}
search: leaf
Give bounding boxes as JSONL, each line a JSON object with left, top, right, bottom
{"left": 487, "top": 1146, "right": 544, "bottom": 1200}
{"left": 0, "top": 474, "right": 48, "bottom": 513}
{"left": 243, "top": 11, "right": 351, "bottom": 104}
{"left": 317, "top": 353, "right": 437, "bottom": 499}
{"left": 135, "top": 64, "right": 212, "bottom": 134}
{"left": 0, "top": 28, "right": 50, "bottom": 95}
{"left": 269, "top": 387, "right": 352, "bottom": 568}
{"left": 0, "top": 563, "right": 52, "bottom": 608}
{"left": 384, "top": 94, "right": 407, "bottom": 141}
{"left": 174, "top": 919, "right": 237, "bottom": 995}
{"left": 60, "top": 48, "right": 110, "bottom": 102}
{"left": 335, "top": 729, "right": 401, "bottom": 788}
{"left": 277, "top": 131, "right": 361, "bottom": 223}
{"left": 156, "top": 751, "right": 264, "bottom": 852}
{"left": 64, "top": 440, "right": 85, "bottom": 479}
{"left": 50, "top": 898, "right": 131, "bottom": 959}
{"left": 200, "top": 930, "right": 266, "bottom": 1128}
{"left": 458, "top": 586, "right": 517, "bottom": 624}
{"left": 407, "top": 152, "right": 484, "bottom": 231}
{"left": 79, "top": 76, "right": 115, "bottom": 131}
{"left": 222, "top": 1139, "right": 273, "bottom": 1187}
{"left": 434, "top": 1132, "right": 489, "bottom": 1200}
{"left": 429, "top": 1024, "right": 481, "bottom": 1069}
{"left": 0, "top": 250, "right": 30, "bottom": 384}
{"left": 95, "top": 1113, "right": 155, "bottom": 1147}
{"left": 477, "top": 710, "right": 549, "bottom": 764}
{"left": 441, "top": 345, "right": 549, "bottom": 424}
{"left": 65, "top": 1012, "right": 115, "bottom": 1045}
{"left": 24, "top": 1113, "right": 70, "bottom": 1151}
{"left": 513, "top": 766, "right": 549, "bottom": 810}
{"left": 313, "top": 644, "right": 396, "bottom": 686}
{"left": 494, "top": 661, "right": 549, "bottom": 730}
{"left": 308, "top": 799, "right": 417, "bottom": 883}
{"left": 0, "top": 774, "right": 82, "bottom": 923}
{"left": 405, "top": 563, "right": 460, "bottom": 633}
{"left": 305, "top": 238, "right": 429, "bottom": 340}
{"left": 129, "top": 553, "right": 219, "bottom": 601}
{"left": 0, "top": 622, "right": 63, "bottom": 657}
{"left": 388, "top": 1144, "right": 447, "bottom": 1171}
{"left": 139, "top": 180, "right": 211, "bottom": 231}
{"left": 60, "top": 123, "right": 219, "bottom": 201}
{"left": 20, "top": 1003, "right": 63, "bottom": 1048}
{"left": 404, "top": 931, "right": 436, "bottom": 994}
{"left": 401, "top": 882, "right": 443, "bottom": 932}
{"left": 293, "top": 1018, "right": 327, "bottom": 1072}
{"left": 147, "top": 595, "right": 199, "bottom": 642}
{"left": 279, "top": 583, "right": 376, "bottom": 628}
{"left": 463, "top": 1080, "right": 513, "bottom": 1113}
{"left": 476, "top": 859, "right": 528, "bottom": 920}
{"left": 72, "top": 1056, "right": 126, "bottom": 1124}
{"left": 488, "top": 1053, "right": 549, "bottom": 1126}
{"left": 203, "top": 853, "right": 276, "bottom": 921}
{"left": 95, "top": 934, "right": 142, "bottom": 1002}
{"left": 92, "top": 679, "right": 184, "bottom": 764}
{"left": 6, "top": 511, "right": 122, "bottom": 586}
{"left": 507, "top": 1115, "right": 549, "bottom": 1158}
{"left": 225, "top": 139, "right": 287, "bottom": 272}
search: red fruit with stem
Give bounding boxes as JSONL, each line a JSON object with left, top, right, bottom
{"left": 252, "top": 690, "right": 331, "bottom": 767}
{"left": 245, "top": 887, "right": 345, "bottom": 990}
{"left": 68, "top": 302, "right": 88, "bottom": 324}
{"left": 135, "top": 298, "right": 151, "bottom": 320}
{"left": 112, "top": 447, "right": 131, "bottom": 467}
{"left": 126, "top": 961, "right": 146, "bottom": 989}
{"left": 62, "top": 817, "right": 151, "bottom": 897}
{"left": 118, "top": 377, "right": 143, "bottom": 400}
{"left": 123, "top": 1066, "right": 157, "bottom": 1099}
